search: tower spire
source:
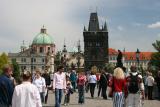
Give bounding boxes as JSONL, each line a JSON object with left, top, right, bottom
{"left": 84, "top": 26, "right": 86, "bottom": 31}
{"left": 88, "top": 12, "right": 99, "bottom": 31}
{"left": 77, "top": 40, "right": 81, "bottom": 53}
{"left": 63, "top": 39, "right": 67, "bottom": 53}
{"left": 104, "top": 21, "right": 108, "bottom": 31}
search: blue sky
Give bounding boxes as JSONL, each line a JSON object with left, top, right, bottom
{"left": 0, "top": 0, "right": 160, "bottom": 53}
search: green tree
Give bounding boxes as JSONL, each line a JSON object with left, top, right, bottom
{"left": 152, "top": 40, "right": 160, "bottom": 52}
{"left": 149, "top": 40, "right": 160, "bottom": 76}
{"left": 0, "top": 52, "right": 9, "bottom": 74}
{"left": 12, "top": 59, "right": 20, "bottom": 81}
{"left": 54, "top": 51, "right": 62, "bottom": 70}
{"left": 149, "top": 52, "right": 160, "bottom": 69}
{"left": 104, "top": 63, "right": 115, "bottom": 74}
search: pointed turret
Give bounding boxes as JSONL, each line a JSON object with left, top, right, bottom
{"left": 20, "top": 40, "right": 27, "bottom": 52}
{"left": 88, "top": 12, "right": 99, "bottom": 31}
{"left": 104, "top": 21, "right": 108, "bottom": 31}
{"left": 77, "top": 40, "right": 81, "bottom": 53}
{"left": 101, "top": 25, "right": 104, "bottom": 30}
{"left": 84, "top": 26, "right": 87, "bottom": 31}
{"left": 62, "top": 39, "right": 67, "bottom": 53}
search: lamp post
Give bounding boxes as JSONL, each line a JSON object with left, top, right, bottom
{"left": 77, "top": 55, "right": 81, "bottom": 72}
{"left": 136, "top": 48, "right": 140, "bottom": 72}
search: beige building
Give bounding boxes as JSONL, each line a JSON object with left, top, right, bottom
{"left": 8, "top": 27, "right": 55, "bottom": 73}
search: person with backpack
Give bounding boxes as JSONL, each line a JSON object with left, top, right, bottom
{"left": 126, "top": 65, "right": 144, "bottom": 107}
{"left": 77, "top": 71, "right": 86, "bottom": 104}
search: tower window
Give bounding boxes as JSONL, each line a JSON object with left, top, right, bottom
{"left": 96, "top": 42, "right": 100, "bottom": 47}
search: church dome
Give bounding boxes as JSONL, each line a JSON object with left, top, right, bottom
{"left": 32, "top": 27, "right": 54, "bottom": 45}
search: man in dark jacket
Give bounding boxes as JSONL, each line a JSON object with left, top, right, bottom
{"left": 0, "top": 64, "right": 14, "bottom": 107}
{"left": 42, "top": 70, "right": 51, "bottom": 104}
{"left": 99, "top": 70, "right": 108, "bottom": 99}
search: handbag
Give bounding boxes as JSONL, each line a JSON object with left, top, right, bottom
{"left": 108, "top": 77, "right": 114, "bottom": 97}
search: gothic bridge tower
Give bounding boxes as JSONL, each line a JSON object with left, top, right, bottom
{"left": 83, "top": 12, "right": 109, "bottom": 71}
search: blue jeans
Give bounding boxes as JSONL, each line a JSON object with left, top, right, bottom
{"left": 55, "top": 89, "right": 63, "bottom": 107}
{"left": 78, "top": 85, "right": 85, "bottom": 103}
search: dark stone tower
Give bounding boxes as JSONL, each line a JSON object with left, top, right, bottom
{"left": 83, "top": 12, "right": 109, "bottom": 71}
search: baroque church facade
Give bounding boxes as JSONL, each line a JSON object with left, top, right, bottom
{"left": 8, "top": 27, "right": 55, "bottom": 73}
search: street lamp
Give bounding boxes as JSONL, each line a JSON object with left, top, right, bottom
{"left": 136, "top": 48, "right": 140, "bottom": 71}
{"left": 77, "top": 55, "right": 81, "bottom": 72}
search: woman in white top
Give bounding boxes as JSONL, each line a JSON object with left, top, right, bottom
{"left": 146, "top": 72, "right": 154, "bottom": 100}
{"left": 88, "top": 72, "right": 97, "bottom": 98}
{"left": 12, "top": 71, "right": 42, "bottom": 107}
{"left": 33, "top": 70, "right": 46, "bottom": 103}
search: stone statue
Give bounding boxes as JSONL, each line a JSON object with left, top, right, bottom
{"left": 116, "top": 50, "right": 123, "bottom": 68}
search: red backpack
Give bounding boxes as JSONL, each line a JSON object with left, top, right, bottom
{"left": 78, "top": 76, "right": 86, "bottom": 86}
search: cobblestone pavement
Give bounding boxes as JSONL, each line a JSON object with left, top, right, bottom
{"left": 43, "top": 89, "right": 160, "bottom": 107}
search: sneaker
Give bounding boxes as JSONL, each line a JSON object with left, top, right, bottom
{"left": 64, "top": 103, "right": 66, "bottom": 106}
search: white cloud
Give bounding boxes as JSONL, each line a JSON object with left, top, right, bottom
{"left": 132, "top": 22, "right": 143, "bottom": 27}
{"left": 157, "top": 33, "right": 160, "bottom": 38}
{"left": 148, "top": 22, "right": 160, "bottom": 28}
{"left": 117, "top": 26, "right": 124, "bottom": 31}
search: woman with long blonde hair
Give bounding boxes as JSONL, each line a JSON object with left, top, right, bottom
{"left": 109, "top": 67, "right": 128, "bottom": 107}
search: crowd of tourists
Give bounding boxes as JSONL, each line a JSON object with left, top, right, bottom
{"left": 0, "top": 64, "right": 160, "bottom": 107}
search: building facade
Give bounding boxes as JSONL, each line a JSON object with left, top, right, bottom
{"left": 8, "top": 27, "right": 55, "bottom": 73}
{"left": 108, "top": 48, "right": 152, "bottom": 71}
{"left": 83, "top": 12, "right": 109, "bottom": 71}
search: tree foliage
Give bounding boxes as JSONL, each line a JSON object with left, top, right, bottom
{"left": 12, "top": 59, "right": 20, "bottom": 81}
{"left": 149, "top": 52, "right": 160, "bottom": 70}
{"left": 0, "top": 52, "right": 9, "bottom": 74}
{"left": 152, "top": 40, "right": 160, "bottom": 52}
{"left": 149, "top": 40, "right": 160, "bottom": 75}
{"left": 104, "top": 63, "right": 115, "bottom": 74}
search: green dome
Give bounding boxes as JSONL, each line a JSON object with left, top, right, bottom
{"left": 32, "top": 28, "right": 54, "bottom": 45}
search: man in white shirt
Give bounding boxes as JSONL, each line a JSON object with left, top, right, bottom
{"left": 12, "top": 71, "right": 42, "bottom": 107}
{"left": 53, "top": 65, "right": 66, "bottom": 107}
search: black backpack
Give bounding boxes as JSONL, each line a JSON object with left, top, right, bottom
{"left": 128, "top": 73, "right": 139, "bottom": 93}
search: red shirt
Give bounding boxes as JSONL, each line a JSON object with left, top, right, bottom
{"left": 96, "top": 73, "right": 100, "bottom": 81}
{"left": 109, "top": 77, "right": 128, "bottom": 96}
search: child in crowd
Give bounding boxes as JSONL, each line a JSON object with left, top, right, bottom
{"left": 64, "top": 76, "right": 73, "bottom": 106}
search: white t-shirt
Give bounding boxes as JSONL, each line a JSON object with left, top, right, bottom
{"left": 146, "top": 76, "right": 154, "bottom": 86}
{"left": 53, "top": 72, "right": 66, "bottom": 89}
{"left": 12, "top": 82, "right": 42, "bottom": 107}
{"left": 88, "top": 75, "right": 97, "bottom": 83}
{"left": 33, "top": 77, "right": 46, "bottom": 93}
